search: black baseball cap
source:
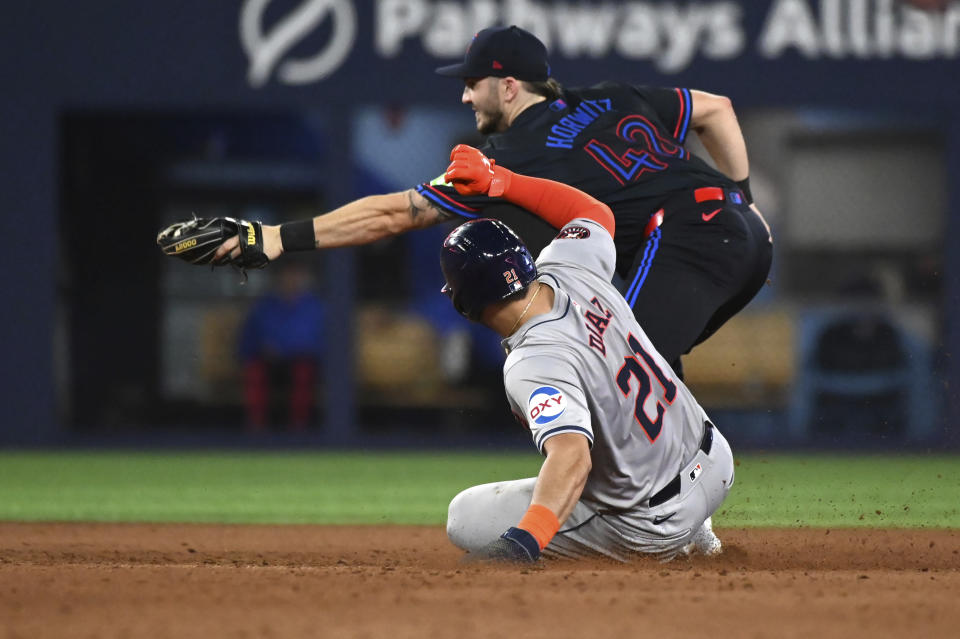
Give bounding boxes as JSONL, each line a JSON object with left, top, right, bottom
{"left": 435, "top": 26, "right": 550, "bottom": 81}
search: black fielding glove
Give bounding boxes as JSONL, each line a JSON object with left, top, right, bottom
{"left": 157, "top": 216, "right": 269, "bottom": 271}
{"left": 468, "top": 527, "right": 541, "bottom": 564}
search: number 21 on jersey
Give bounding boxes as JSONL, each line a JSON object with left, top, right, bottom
{"left": 615, "top": 333, "right": 677, "bottom": 442}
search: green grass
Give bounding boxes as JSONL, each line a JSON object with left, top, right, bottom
{"left": 0, "top": 451, "right": 541, "bottom": 525}
{"left": 719, "top": 454, "right": 960, "bottom": 528}
{"left": 0, "top": 451, "right": 957, "bottom": 528}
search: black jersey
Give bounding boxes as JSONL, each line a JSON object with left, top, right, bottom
{"left": 416, "top": 83, "right": 737, "bottom": 276}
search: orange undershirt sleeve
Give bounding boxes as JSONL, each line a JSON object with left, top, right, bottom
{"left": 516, "top": 504, "right": 562, "bottom": 550}
{"left": 492, "top": 168, "right": 616, "bottom": 238}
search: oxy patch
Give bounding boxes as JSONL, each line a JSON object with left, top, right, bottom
{"left": 527, "top": 386, "right": 567, "bottom": 425}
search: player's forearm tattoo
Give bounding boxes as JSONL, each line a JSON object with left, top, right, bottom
{"left": 408, "top": 190, "right": 453, "bottom": 224}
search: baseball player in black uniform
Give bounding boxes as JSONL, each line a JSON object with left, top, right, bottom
{"left": 210, "top": 25, "right": 772, "bottom": 375}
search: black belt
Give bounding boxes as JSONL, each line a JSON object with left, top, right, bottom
{"left": 648, "top": 421, "right": 714, "bottom": 508}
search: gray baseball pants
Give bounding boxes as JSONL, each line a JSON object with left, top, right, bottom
{"left": 446, "top": 426, "right": 735, "bottom": 561}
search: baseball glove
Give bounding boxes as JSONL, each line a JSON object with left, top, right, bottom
{"left": 156, "top": 216, "right": 269, "bottom": 271}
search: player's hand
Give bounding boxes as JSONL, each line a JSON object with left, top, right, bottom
{"left": 212, "top": 224, "right": 284, "bottom": 264}
{"left": 462, "top": 527, "right": 541, "bottom": 564}
{"left": 445, "top": 144, "right": 494, "bottom": 195}
{"left": 444, "top": 144, "right": 511, "bottom": 197}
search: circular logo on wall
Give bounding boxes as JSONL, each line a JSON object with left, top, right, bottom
{"left": 241, "top": 0, "right": 357, "bottom": 88}
{"left": 527, "top": 386, "right": 567, "bottom": 425}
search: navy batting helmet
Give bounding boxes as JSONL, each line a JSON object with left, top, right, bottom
{"left": 440, "top": 219, "right": 538, "bottom": 320}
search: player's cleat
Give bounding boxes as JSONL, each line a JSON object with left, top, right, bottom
{"left": 683, "top": 517, "right": 723, "bottom": 557}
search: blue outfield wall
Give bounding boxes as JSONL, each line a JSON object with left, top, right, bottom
{"left": 2, "top": 0, "right": 960, "bottom": 442}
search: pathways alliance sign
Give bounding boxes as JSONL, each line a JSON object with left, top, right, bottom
{"left": 241, "top": 0, "right": 960, "bottom": 87}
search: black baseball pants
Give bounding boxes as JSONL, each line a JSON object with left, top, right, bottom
{"left": 619, "top": 188, "right": 773, "bottom": 378}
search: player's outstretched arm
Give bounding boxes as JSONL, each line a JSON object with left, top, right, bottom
{"left": 444, "top": 144, "right": 615, "bottom": 237}
{"left": 210, "top": 189, "right": 455, "bottom": 263}
{"left": 688, "top": 90, "right": 749, "bottom": 185}
{"left": 467, "top": 433, "right": 591, "bottom": 564}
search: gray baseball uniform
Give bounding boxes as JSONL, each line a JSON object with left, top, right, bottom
{"left": 446, "top": 218, "right": 735, "bottom": 561}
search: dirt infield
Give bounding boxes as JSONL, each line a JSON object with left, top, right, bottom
{"left": 1, "top": 523, "right": 957, "bottom": 639}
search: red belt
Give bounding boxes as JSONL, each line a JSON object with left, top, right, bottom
{"left": 694, "top": 186, "right": 725, "bottom": 203}
{"left": 643, "top": 187, "right": 734, "bottom": 239}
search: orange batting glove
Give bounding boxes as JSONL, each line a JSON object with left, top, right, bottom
{"left": 444, "top": 144, "right": 512, "bottom": 197}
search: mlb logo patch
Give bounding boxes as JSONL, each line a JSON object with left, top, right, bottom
{"left": 549, "top": 99, "right": 567, "bottom": 112}
{"left": 689, "top": 463, "right": 703, "bottom": 482}
{"left": 527, "top": 386, "right": 567, "bottom": 425}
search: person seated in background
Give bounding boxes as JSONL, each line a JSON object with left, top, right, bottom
{"left": 439, "top": 145, "right": 734, "bottom": 563}
{"left": 238, "top": 259, "right": 325, "bottom": 432}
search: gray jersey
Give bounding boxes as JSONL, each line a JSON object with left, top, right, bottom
{"left": 502, "top": 218, "right": 710, "bottom": 512}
